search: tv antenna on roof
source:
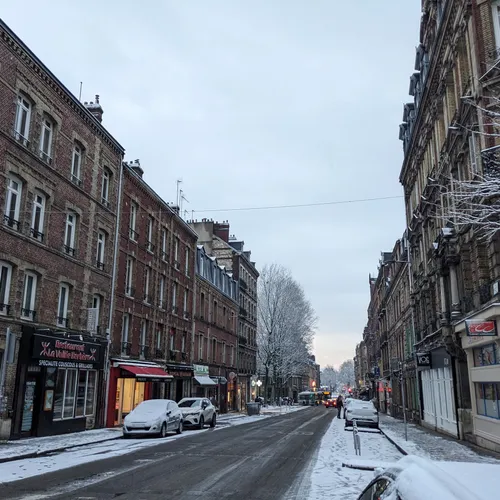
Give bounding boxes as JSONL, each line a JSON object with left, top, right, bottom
{"left": 176, "top": 179, "right": 182, "bottom": 207}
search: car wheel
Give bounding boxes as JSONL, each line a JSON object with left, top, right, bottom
{"left": 123, "top": 433, "right": 131, "bottom": 439}
{"left": 160, "top": 422, "right": 167, "bottom": 438}
{"left": 210, "top": 414, "right": 216, "bottom": 428}
{"left": 198, "top": 415, "right": 205, "bottom": 430}
{"left": 176, "top": 420, "right": 183, "bottom": 434}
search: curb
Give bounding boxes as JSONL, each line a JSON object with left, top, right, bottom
{"left": 378, "top": 427, "right": 408, "bottom": 456}
{"left": 0, "top": 434, "right": 123, "bottom": 464}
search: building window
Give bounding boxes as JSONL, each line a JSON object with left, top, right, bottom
{"left": 492, "top": 1, "right": 500, "bottom": 51}
{"left": 230, "top": 346, "right": 234, "bottom": 366}
{"left": 222, "top": 342, "right": 226, "bottom": 364}
{"left": 57, "top": 283, "right": 70, "bottom": 327}
{"left": 14, "top": 94, "right": 31, "bottom": 144}
{"left": 172, "top": 282, "right": 178, "bottom": 313}
{"left": 159, "top": 275, "right": 165, "bottom": 309}
{"left": 147, "top": 217, "right": 154, "bottom": 253}
{"left": 39, "top": 117, "right": 53, "bottom": 162}
{"left": 4, "top": 175, "right": 22, "bottom": 230}
{"left": 185, "top": 247, "right": 190, "bottom": 276}
{"left": 140, "top": 320, "right": 148, "bottom": 359}
{"left": 125, "top": 258, "right": 134, "bottom": 296}
{"left": 170, "top": 329, "right": 176, "bottom": 351}
{"left": 156, "top": 327, "right": 162, "bottom": 352}
{"left": 71, "top": 144, "right": 83, "bottom": 186}
{"left": 0, "top": 262, "right": 13, "bottom": 315}
{"left": 183, "top": 289, "right": 188, "bottom": 317}
{"left": 121, "top": 313, "right": 130, "bottom": 355}
{"left": 161, "top": 228, "right": 168, "bottom": 261}
{"left": 212, "top": 338, "right": 217, "bottom": 363}
{"left": 30, "top": 192, "right": 45, "bottom": 241}
{"left": 473, "top": 344, "right": 499, "bottom": 367}
{"left": 91, "top": 294, "right": 101, "bottom": 333}
{"left": 199, "top": 334, "right": 204, "bottom": 360}
{"left": 96, "top": 231, "right": 105, "bottom": 270}
{"left": 64, "top": 212, "right": 76, "bottom": 255}
{"left": 213, "top": 300, "right": 218, "bottom": 324}
{"left": 174, "top": 237, "right": 179, "bottom": 268}
{"left": 53, "top": 368, "right": 97, "bottom": 420}
{"left": 101, "top": 168, "right": 110, "bottom": 207}
{"left": 475, "top": 383, "right": 500, "bottom": 419}
{"left": 144, "top": 266, "right": 151, "bottom": 303}
{"left": 181, "top": 332, "right": 186, "bottom": 353}
{"left": 129, "top": 202, "right": 138, "bottom": 240}
{"left": 21, "top": 272, "right": 37, "bottom": 321}
{"left": 200, "top": 292, "right": 205, "bottom": 319}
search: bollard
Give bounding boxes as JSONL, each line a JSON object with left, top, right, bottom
{"left": 353, "top": 420, "right": 361, "bottom": 456}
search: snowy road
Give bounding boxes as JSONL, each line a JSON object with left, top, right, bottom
{"left": 0, "top": 407, "right": 403, "bottom": 499}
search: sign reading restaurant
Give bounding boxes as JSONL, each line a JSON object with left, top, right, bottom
{"left": 465, "top": 319, "right": 498, "bottom": 337}
{"left": 32, "top": 334, "right": 104, "bottom": 369}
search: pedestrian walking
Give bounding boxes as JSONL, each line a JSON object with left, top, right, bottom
{"left": 337, "top": 394, "right": 344, "bottom": 419}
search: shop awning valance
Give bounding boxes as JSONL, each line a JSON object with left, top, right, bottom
{"left": 121, "top": 365, "right": 173, "bottom": 380}
{"left": 194, "top": 375, "right": 216, "bottom": 386}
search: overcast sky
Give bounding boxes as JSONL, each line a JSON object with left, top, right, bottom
{"left": 2, "top": 1, "right": 421, "bottom": 369}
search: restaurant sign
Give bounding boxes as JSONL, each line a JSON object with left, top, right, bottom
{"left": 465, "top": 320, "right": 498, "bottom": 337}
{"left": 193, "top": 364, "right": 209, "bottom": 377}
{"left": 32, "top": 334, "right": 104, "bottom": 369}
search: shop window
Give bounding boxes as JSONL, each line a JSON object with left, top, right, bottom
{"left": 475, "top": 383, "right": 500, "bottom": 419}
{"left": 473, "top": 344, "right": 499, "bottom": 367}
{"left": 54, "top": 368, "right": 97, "bottom": 420}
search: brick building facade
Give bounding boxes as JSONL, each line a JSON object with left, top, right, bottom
{"left": 0, "top": 19, "right": 124, "bottom": 438}
{"left": 106, "top": 161, "right": 198, "bottom": 427}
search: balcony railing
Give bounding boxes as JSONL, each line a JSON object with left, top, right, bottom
{"left": 239, "top": 278, "right": 248, "bottom": 290}
{"left": 174, "top": 260, "right": 180, "bottom": 270}
{"left": 121, "top": 341, "right": 131, "bottom": 356}
{"left": 129, "top": 228, "right": 138, "bottom": 241}
{"left": 56, "top": 316, "right": 69, "bottom": 328}
{"left": 169, "top": 350, "right": 177, "bottom": 361}
{"left": 172, "top": 306, "right": 179, "bottom": 315}
{"left": 125, "top": 286, "right": 135, "bottom": 297}
{"left": 140, "top": 345, "right": 149, "bottom": 359}
{"left": 155, "top": 348, "right": 163, "bottom": 359}
{"left": 63, "top": 245, "right": 75, "bottom": 256}
{"left": 240, "top": 307, "right": 247, "bottom": 317}
{"left": 0, "top": 303, "right": 11, "bottom": 315}
{"left": 181, "top": 352, "right": 187, "bottom": 361}
{"left": 161, "top": 251, "right": 168, "bottom": 262}
{"left": 4, "top": 214, "right": 20, "bottom": 230}
{"left": 21, "top": 308, "right": 36, "bottom": 321}
{"left": 96, "top": 260, "right": 105, "bottom": 271}
{"left": 144, "top": 293, "right": 152, "bottom": 304}
{"left": 101, "top": 197, "right": 111, "bottom": 208}
{"left": 183, "top": 310, "right": 190, "bottom": 319}
{"left": 30, "top": 227, "right": 44, "bottom": 241}
{"left": 71, "top": 174, "right": 82, "bottom": 187}
{"left": 146, "top": 241, "right": 155, "bottom": 253}
{"left": 13, "top": 130, "right": 29, "bottom": 147}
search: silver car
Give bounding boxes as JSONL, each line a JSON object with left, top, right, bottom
{"left": 345, "top": 400, "right": 379, "bottom": 429}
{"left": 178, "top": 397, "right": 217, "bottom": 429}
{"left": 123, "top": 399, "right": 183, "bottom": 438}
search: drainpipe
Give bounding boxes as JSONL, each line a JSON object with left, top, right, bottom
{"left": 103, "top": 160, "right": 125, "bottom": 427}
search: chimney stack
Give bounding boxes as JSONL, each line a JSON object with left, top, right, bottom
{"left": 214, "top": 221, "right": 230, "bottom": 242}
{"left": 84, "top": 94, "right": 104, "bottom": 122}
{"left": 127, "top": 159, "right": 144, "bottom": 178}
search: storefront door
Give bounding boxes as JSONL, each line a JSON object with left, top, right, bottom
{"left": 114, "top": 378, "right": 146, "bottom": 425}
{"left": 21, "top": 376, "right": 39, "bottom": 436}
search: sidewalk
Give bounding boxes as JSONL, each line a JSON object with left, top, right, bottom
{"left": 378, "top": 413, "right": 500, "bottom": 464}
{"left": 0, "top": 427, "right": 122, "bottom": 464}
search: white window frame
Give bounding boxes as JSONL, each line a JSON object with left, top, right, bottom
{"left": 39, "top": 117, "right": 53, "bottom": 160}
{"left": 181, "top": 333, "right": 186, "bottom": 353}
{"left": 183, "top": 289, "right": 188, "bottom": 314}
{"left": 147, "top": 217, "right": 154, "bottom": 252}
{"left": 101, "top": 168, "right": 110, "bottom": 205}
{"left": 14, "top": 95, "right": 31, "bottom": 141}
{"left": 185, "top": 247, "right": 190, "bottom": 276}
{"left": 170, "top": 330, "right": 175, "bottom": 351}
{"left": 159, "top": 275, "right": 165, "bottom": 309}
{"left": 5, "top": 175, "right": 22, "bottom": 228}
{"left": 21, "top": 272, "right": 37, "bottom": 320}
{"left": 174, "top": 237, "right": 179, "bottom": 265}
{"left": 92, "top": 294, "right": 101, "bottom": 331}
{"left": 64, "top": 212, "right": 76, "bottom": 254}
{"left": 125, "top": 258, "right": 134, "bottom": 296}
{"left": 199, "top": 334, "right": 204, "bottom": 360}
{"left": 122, "top": 314, "right": 130, "bottom": 344}
{"left": 161, "top": 228, "right": 167, "bottom": 260}
{"left": 0, "top": 261, "right": 13, "bottom": 314}
{"left": 57, "top": 283, "right": 70, "bottom": 326}
{"left": 71, "top": 144, "right": 82, "bottom": 185}
{"left": 156, "top": 328, "right": 162, "bottom": 350}
{"left": 493, "top": 1, "right": 500, "bottom": 51}
{"left": 144, "top": 266, "right": 151, "bottom": 303}
{"left": 172, "top": 282, "right": 177, "bottom": 312}
{"left": 96, "top": 231, "right": 105, "bottom": 268}
{"left": 31, "top": 192, "right": 45, "bottom": 241}
{"left": 222, "top": 342, "right": 226, "bottom": 364}
{"left": 129, "top": 203, "right": 138, "bottom": 240}
{"left": 140, "top": 320, "right": 147, "bottom": 347}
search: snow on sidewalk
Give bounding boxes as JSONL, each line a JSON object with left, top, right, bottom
{"left": 288, "top": 415, "right": 403, "bottom": 500}
{"left": 378, "top": 413, "right": 500, "bottom": 464}
{"left": 0, "top": 427, "right": 122, "bottom": 462}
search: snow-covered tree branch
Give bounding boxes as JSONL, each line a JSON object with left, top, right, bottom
{"left": 257, "top": 264, "right": 317, "bottom": 400}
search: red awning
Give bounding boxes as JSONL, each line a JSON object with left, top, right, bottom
{"left": 120, "top": 365, "right": 173, "bottom": 380}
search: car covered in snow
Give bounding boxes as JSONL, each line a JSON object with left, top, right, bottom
{"left": 345, "top": 399, "right": 379, "bottom": 429}
{"left": 123, "top": 399, "right": 183, "bottom": 438}
{"left": 356, "top": 455, "right": 500, "bottom": 500}
{"left": 178, "top": 397, "right": 217, "bottom": 429}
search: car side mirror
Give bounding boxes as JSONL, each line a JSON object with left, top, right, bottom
{"left": 167, "top": 410, "right": 171, "bottom": 416}
{"left": 202, "top": 403, "right": 208, "bottom": 409}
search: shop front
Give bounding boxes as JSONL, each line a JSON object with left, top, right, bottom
{"left": 11, "top": 326, "right": 105, "bottom": 439}
{"left": 192, "top": 364, "right": 217, "bottom": 401}
{"left": 164, "top": 363, "right": 193, "bottom": 402}
{"left": 456, "top": 311, "right": 500, "bottom": 452}
{"left": 106, "top": 360, "right": 173, "bottom": 427}
{"left": 419, "top": 347, "right": 458, "bottom": 437}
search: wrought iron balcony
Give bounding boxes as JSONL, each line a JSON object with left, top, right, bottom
{"left": 21, "top": 308, "right": 36, "bottom": 321}
{"left": 30, "top": 227, "right": 44, "bottom": 241}
{"left": 13, "top": 130, "right": 30, "bottom": 147}
{"left": 121, "top": 341, "right": 131, "bottom": 356}
{"left": 71, "top": 174, "right": 82, "bottom": 187}
{"left": 172, "top": 305, "right": 179, "bottom": 315}
{"left": 101, "top": 197, "right": 111, "bottom": 208}
{"left": 0, "top": 303, "right": 11, "bottom": 315}
{"left": 144, "top": 293, "right": 152, "bottom": 304}
{"left": 3, "top": 215, "right": 19, "bottom": 230}
{"left": 56, "top": 316, "right": 69, "bottom": 328}
{"left": 63, "top": 245, "right": 75, "bottom": 256}
{"left": 181, "top": 352, "right": 187, "bottom": 361}
{"left": 169, "top": 350, "right": 177, "bottom": 361}
{"left": 125, "top": 286, "right": 135, "bottom": 297}
{"left": 96, "top": 260, "right": 105, "bottom": 271}
{"left": 129, "top": 228, "right": 139, "bottom": 241}
{"left": 161, "top": 251, "right": 168, "bottom": 262}
{"left": 174, "top": 260, "right": 180, "bottom": 270}
{"left": 183, "top": 310, "right": 190, "bottom": 319}
{"left": 146, "top": 241, "right": 155, "bottom": 253}
{"left": 155, "top": 348, "right": 163, "bottom": 359}
{"left": 140, "top": 345, "right": 149, "bottom": 359}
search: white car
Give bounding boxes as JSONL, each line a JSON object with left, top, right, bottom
{"left": 178, "top": 397, "right": 217, "bottom": 429}
{"left": 356, "top": 455, "right": 500, "bottom": 500}
{"left": 345, "top": 399, "right": 379, "bottom": 429}
{"left": 123, "top": 399, "right": 183, "bottom": 438}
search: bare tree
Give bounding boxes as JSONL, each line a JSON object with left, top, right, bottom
{"left": 321, "top": 365, "right": 338, "bottom": 390}
{"left": 337, "top": 360, "right": 355, "bottom": 389}
{"left": 257, "top": 264, "right": 316, "bottom": 401}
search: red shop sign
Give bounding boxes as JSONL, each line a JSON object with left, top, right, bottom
{"left": 465, "top": 320, "right": 498, "bottom": 337}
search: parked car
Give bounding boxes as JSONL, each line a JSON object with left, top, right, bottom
{"left": 123, "top": 399, "right": 183, "bottom": 438}
{"left": 345, "top": 400, "right": 379, "bottom": 429}
{"left": 356, "top": 455, "right": 500, "bottom": 500}
{"left": 178, "top": 397, "right": 217, "bottom": 429}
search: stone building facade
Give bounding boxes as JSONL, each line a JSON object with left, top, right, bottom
{"left": 0, "top": 19, "right": 124, "bottom": 438}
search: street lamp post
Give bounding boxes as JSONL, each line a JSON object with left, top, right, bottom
{"left": 256, "top": 379, "right": 262, "bottom": 399}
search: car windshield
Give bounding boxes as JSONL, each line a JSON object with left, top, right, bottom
{"left": 132, "top": 400, "right": 167, "bottom": 414}
{"left": 178, "top": 399, "right": 201, "bottom": 408}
